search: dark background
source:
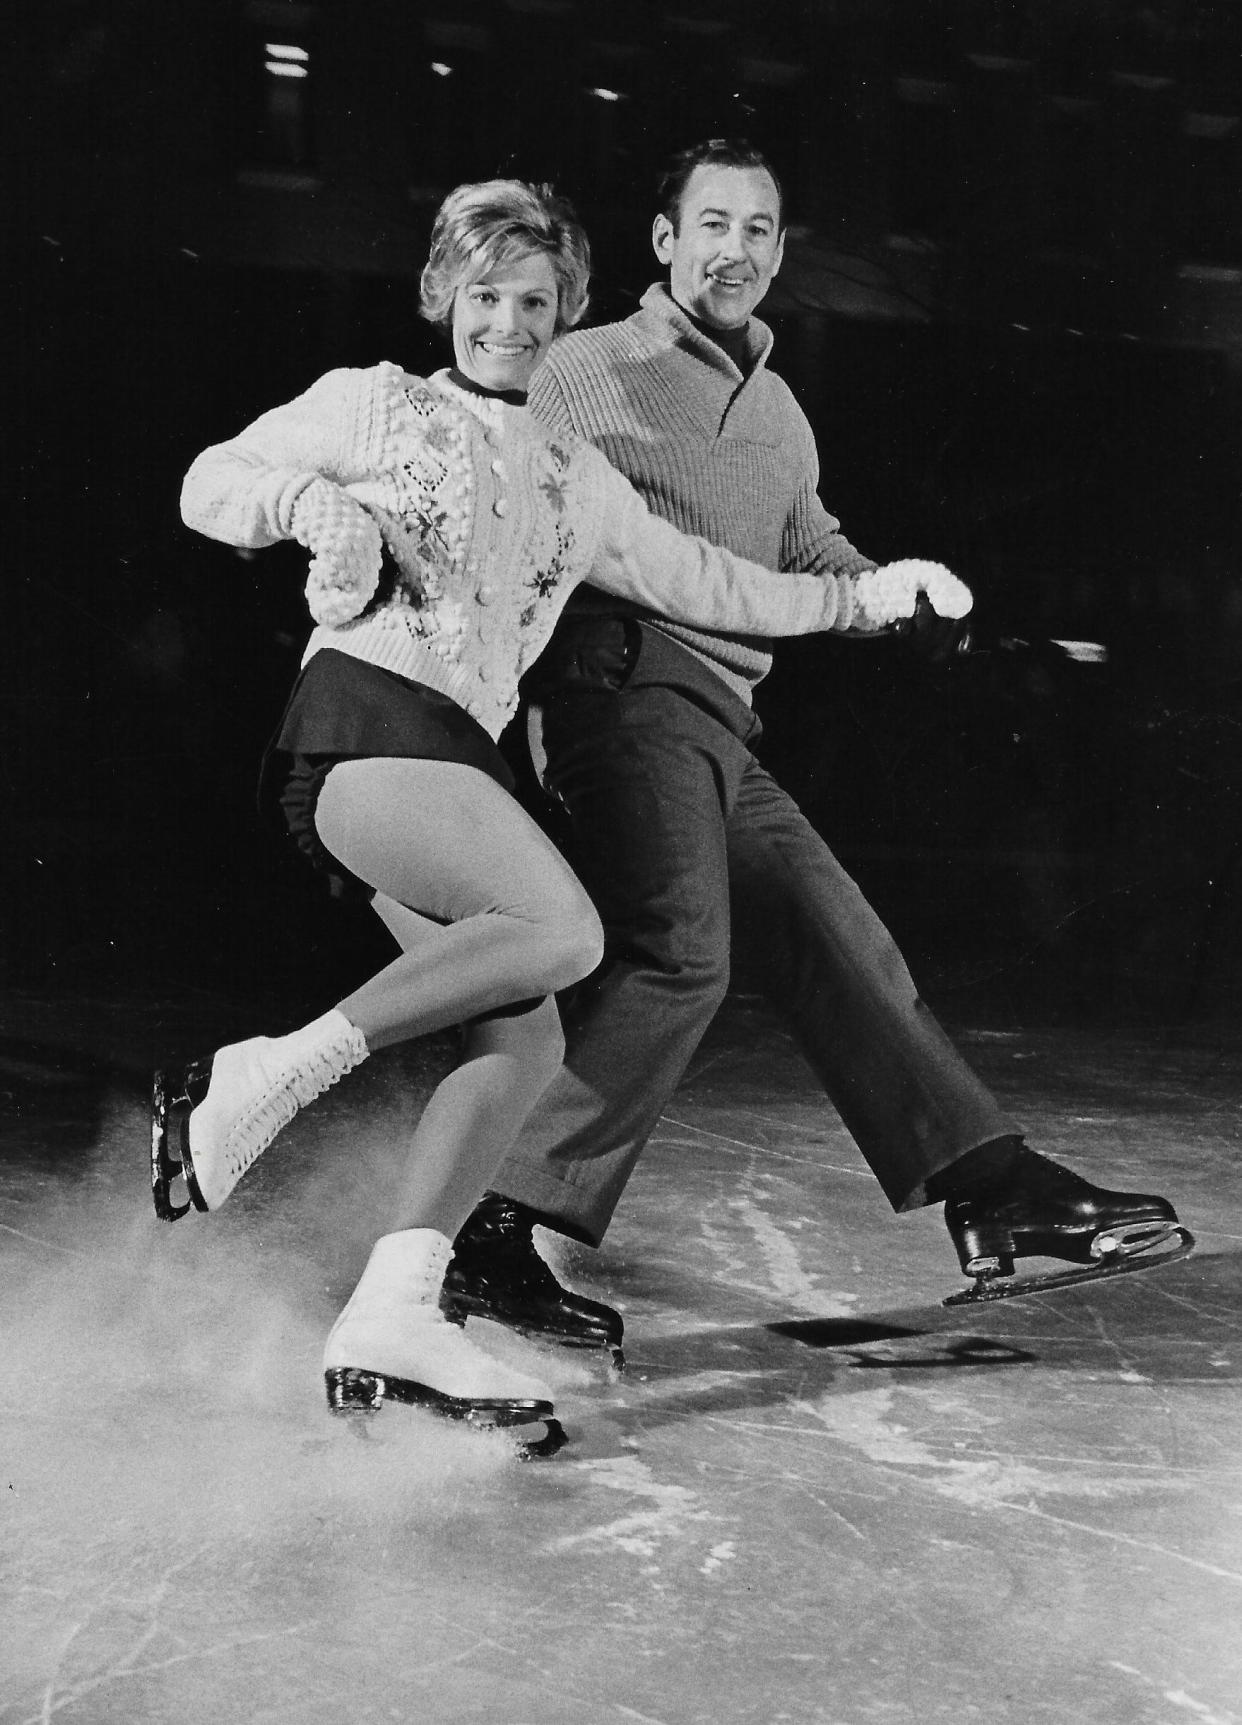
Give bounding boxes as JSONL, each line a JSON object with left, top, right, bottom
{"left": 4, "top": 0, "right": 1241, "bottom": 1026}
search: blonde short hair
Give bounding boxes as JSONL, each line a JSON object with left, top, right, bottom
{"left": 419, "top": 179, "right": 591, "bottom": 335}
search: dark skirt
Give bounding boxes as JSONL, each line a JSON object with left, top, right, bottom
{"left": 260, "top": 649, "right": 514, "bottom": 898}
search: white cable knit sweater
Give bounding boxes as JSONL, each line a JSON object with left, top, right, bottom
{"left": 181, "top": 364, "right": 957, "bottom": 740}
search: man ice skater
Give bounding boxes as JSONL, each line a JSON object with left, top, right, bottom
{"left": 441, "top": 139, "right": 1187, "bottom": 1361}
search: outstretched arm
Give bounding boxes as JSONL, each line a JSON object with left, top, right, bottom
{"left": 588, "top": 457, "right": 970, "bottom": 639}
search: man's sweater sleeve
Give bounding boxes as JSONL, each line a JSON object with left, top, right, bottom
{"left": 586, "top": 453, "right": 845, "bottom": 638}
{"left": 180, "top": 368, "right": 364, "bottom": 548}
{"left": 777, "top": 406, "right": 877, "bottom": 582}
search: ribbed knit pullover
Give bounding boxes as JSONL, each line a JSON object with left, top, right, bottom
{"left": 529, "top": 283, "right": 879, "bottom": 703}
{"left": 180, "top": 364, "right": 881, "bottom": 741}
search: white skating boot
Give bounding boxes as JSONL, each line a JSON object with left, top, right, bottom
{"left": 323, "top": 1230, "right": 564, "bottom": 1451}
{"left": 151, "top": 1009, "right": 369, "bottom": 1219}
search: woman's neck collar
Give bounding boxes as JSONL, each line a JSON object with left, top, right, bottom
{"left": 447, "top": 366, "right": 528, "bottom": 407}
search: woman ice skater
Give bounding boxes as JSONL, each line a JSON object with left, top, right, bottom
{"left": 154, "top": 178, "right": 970, "bottom": 1446}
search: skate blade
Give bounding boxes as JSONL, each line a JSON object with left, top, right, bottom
{"left": 944, "top": 1226, "right": 1195, "bottom": 1307}
{"left": 150, "top": 1061, "right": 213, "bottom": 1220}
{"left": 441, "top": 1292, "right": 625, "bottom": 1374}
{"left": 323, "top": 1367, "right": 567, "bottom": 1457}
{"left": 150, "top": 1069, "right": 190, "bottom": 1220}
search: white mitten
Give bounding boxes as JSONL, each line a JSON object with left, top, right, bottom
{"left": 849, "top": 559, "right": 972, "bottom": 630}
{"left": 847, "top": 562, "right": 921, "bottom": 629}
{"left": 289, "top": 477, "right": 383, "bottom": 626}
{"left": 907, "top": 559, "right": 973, "bottom": 619}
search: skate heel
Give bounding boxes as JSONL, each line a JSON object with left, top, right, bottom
{"left": 177, "top": 1058, "right": 215, "bottom": 1213}
{"left": 325, "top": 1367, "right": 385, "bottom": 1415}
{"left": 150, "top": 1059, "right": 213, "bottom": 1221}
{"left": 952, "top": 1219, "right": 1016, "bottom": 1280}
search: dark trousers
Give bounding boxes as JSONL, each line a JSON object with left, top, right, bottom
{"left": 495, "top": 625, "right": 1017, "bottom": 1246}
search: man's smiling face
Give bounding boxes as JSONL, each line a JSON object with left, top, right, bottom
{"left": 653, "top": 163, "right": 785, "bottom": 331}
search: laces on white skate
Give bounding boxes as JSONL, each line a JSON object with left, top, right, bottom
{"left": 206, "top": 1031, "right": 366, "bottom": 1201}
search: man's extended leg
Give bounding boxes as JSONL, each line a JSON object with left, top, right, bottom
{"left": 727, "top": 754, "right": 1186, "bottom": 1299}
{"left": 725, "top": 752, "right": 1015, "bottom": 1211}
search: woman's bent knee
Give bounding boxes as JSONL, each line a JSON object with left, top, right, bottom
{"left": 541, "top": 906, "right": 605, "bottom": 994}
{"left": 471, "top": 996, "right": 566, "bottom": 1086}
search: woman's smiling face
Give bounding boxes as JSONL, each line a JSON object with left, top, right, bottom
{"left": 451, "top": 252, "right": 560, "bottom": 393}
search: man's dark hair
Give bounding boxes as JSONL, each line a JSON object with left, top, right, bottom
{"left": 656, "top": 138, "right": 785, "bottom": 233}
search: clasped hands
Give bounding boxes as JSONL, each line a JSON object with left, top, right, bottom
{"left": 855, "top": 559, "right": 974, "bottom": 663}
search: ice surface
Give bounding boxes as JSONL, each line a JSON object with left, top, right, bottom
{"left": 2, "top": 999, "right": 1241, "bottom": 1725}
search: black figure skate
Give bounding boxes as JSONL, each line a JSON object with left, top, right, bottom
{"left": 442, "top": 1193, "right": 625, "bottom": 1371}
{"left": 943, "top": 1163, "right": 1193, "bottom": 1307}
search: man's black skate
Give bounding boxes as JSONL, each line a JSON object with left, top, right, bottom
{"left": 441, "top": 1193, "right": 625, "bottom": 1370}
{"left": 323, "top": 1367, "right": 566, "bottom": 1458}
{"left": 943, "top": 1162, "right": 1193, "bottom": 1306}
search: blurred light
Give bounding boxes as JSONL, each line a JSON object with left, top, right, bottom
{"left": 588, "top": 86, "right": 624, "bottom": 102}
{"left": 265, "top": 43, "right": 309, "bottom": 61}
{"left": 1184, "top": 112, "right": 1239, "bottom": 139}
{"left": 1051, "top": 640, "right": 1108, "bottom": 665}
{"left": 1179, "top": 263, "right": 1242, "bottom": 283}
{"left": 266, "top": 61, "right": 308, "bottom": 78}
{"left": 430, "top": 61, "right": 453, "bottom": 77}
{"left": 968, "top": 53, "right": 1032, "bottom": 72}
{"left": 1111, "top": 70, "right": 1172, "bottom": 92}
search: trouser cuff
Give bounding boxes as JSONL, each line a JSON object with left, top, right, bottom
{"left": 488, "top": 1162, "right": 607, "bottom": 1248}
